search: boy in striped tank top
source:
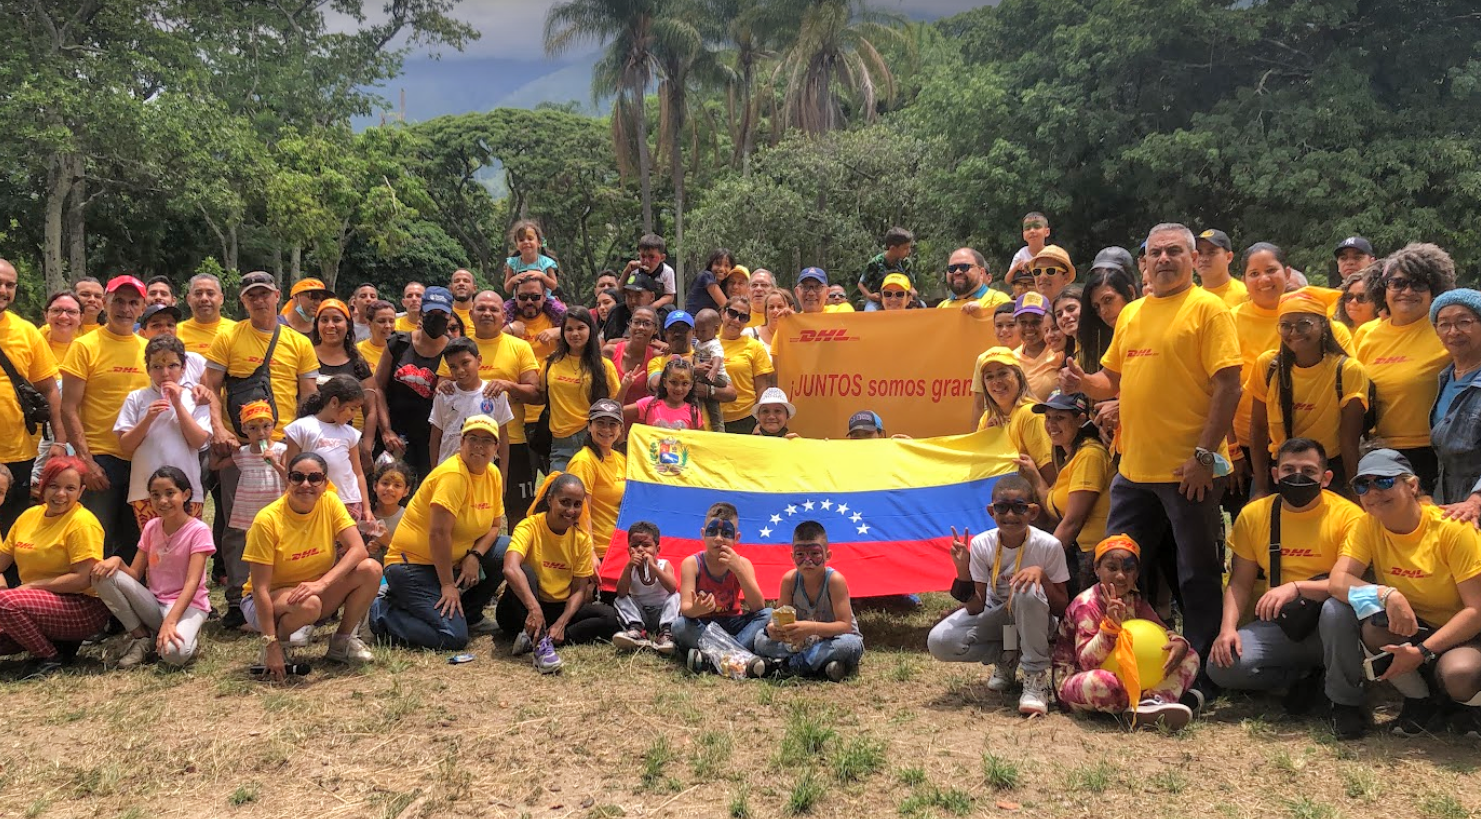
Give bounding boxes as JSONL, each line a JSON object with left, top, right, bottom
{"left": 750, "top": 520, "right": 864, "bottom": 681}
{"left": 672, "top": 502, "right": 772, "bottom": 673}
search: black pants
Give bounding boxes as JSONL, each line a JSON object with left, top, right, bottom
{"left": 506, "top": 443, "right": 536, "bottom": 526}
{"left": 726, "top": 416, "right": 758, "bottom": 435}
{"left": 494, "top": 564, "right": 619, "bottom": 645}
{"left": 0, "top": 457, "right": 31, "bottom": 587}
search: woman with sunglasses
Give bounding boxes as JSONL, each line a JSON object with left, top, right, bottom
{"left": 1431, "top": 289, "right": 1481, "bottom": 524}
{"left": 1334, "top": 268, "right": 1379, "bottom": 334}
{"left": 369, "top": 416, "right": 507, "bottom": 650}
{"left": 242, "top": 451, "right": 383, "bottom": 680}
{"left": 1356, "top": 244, "right": 1455, "bottom": 494}
{"left": 718, "top": 296, "right": 775, "bottom": 435}
{"left": 1327, "top": 449, "right": 1481, "bottom": 737}
{"left": 1247, "top": 289, "right": 1371, "bottom": 497}
{"left": 973, "top": 348, "right": 1056, "bottom": 488}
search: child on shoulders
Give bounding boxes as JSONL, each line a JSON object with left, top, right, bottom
{"left": 750, "top": 520, "right": 863, "bottom": 681}
{"left": 673, "top": 502, "right": 771, "bottom": 674}
{"left": 612, "top": 521, "right": 679, "bottom": 655}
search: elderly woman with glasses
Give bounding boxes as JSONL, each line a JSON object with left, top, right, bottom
{"left": 1428, "top": 289, "right": 1481, "bottom": 524}
{"left": 1356, "top": 244, "right": 1455, "bottom": 494}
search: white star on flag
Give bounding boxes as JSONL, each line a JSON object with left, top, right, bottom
{"left": 850, "top": 512, "right": 862, "bottom": 523}
{"left": 820, "top": 500, "right": 832, "bottom": 510}
{"left": 759, "top": 526, "right": 773, "bottom": 538}
{"left": 803, "top": 501, "right": 815, "bottom": 511}
{"left": 786, "top": 505, "right": 797, "bottom": 516}
{"left": 836, "top": 503, "right": 849, "bottom": 515}
{"left": 770, "top": 514, "right": 782, "bottom": 524}
{"left": 857, "top": 523, "right": 870, "bottom": 534}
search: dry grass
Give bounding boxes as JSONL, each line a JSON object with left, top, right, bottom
{"left": 1, "top": 593, "right": 1478, "bottom": 819}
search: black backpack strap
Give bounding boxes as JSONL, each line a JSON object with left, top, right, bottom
{"left": 1268, "top": 496, "right": 1283, "bottom": 588}
{"left": 1335, "top": 354, "right": 1346, "bottom": 405}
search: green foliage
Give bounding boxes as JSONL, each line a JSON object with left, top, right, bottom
{"left": 981, "top": 753, "right": 1021, "bottom": 791}
{"left": 785, "top": 769, "right": 825, "bottom": 815}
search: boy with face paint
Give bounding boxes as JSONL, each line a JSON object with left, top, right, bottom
{"left": 749, "top": 520, "right": 864, "bottom": 681}
{"left": 1209, "top": 437, "right": 1364, "bottom": 713}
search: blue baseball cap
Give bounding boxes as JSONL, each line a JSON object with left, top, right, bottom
{"left": 421, "top": 286, "right": 454, "bottom": 314}
{"left": 798, "top": 267, "right": 828, "bottom": 285}
{"left": 847, "top": 410, "right": 883, "bottom": 434}
{"left": 664, "top": 310, "right": 695, "bottom": 330}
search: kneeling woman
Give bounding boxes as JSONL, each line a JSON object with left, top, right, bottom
{"left": 243, "top": 452, "right": 383, "bottom": 679}
{"left": 1053, "top": 535, "right": 1203, "bottom": 730}
{"left": 0, "top": 456, "right": 108, "bottom": 678}
{"left": 92, "top": 466, "right": 215, "bottom": 668}
{"left": 1328, "top": 449, "right": 1481, "bottom": 737}
{"left": 497, "top": 474, "right": 620, "bottom": 673}
{"left": 371, "top": 415, "right": 506, "bottom": 650}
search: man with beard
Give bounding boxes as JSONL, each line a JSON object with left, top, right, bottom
{"left": 938, "top": 248, "right": 1010, "bottom": 315}
{"left": 449, "top": 268, "right": 477, "bottom": 331}
{"left": 376, "top": 285, "right": 454, "bottom": 481}
{"left": 0, "top": 259, "right": 67, "bottom": 538}
{"left": 350, "top": 282, "right": 378, "bottom": 342}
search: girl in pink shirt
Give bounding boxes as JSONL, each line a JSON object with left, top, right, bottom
{"left": 625, "top": 356, "right": 704, "bottom": 431}
{"left": 92, "top": 466, "right": 215, "bottom": 669}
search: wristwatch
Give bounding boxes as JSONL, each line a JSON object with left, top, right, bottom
{"left": 1417, "top": 644, "right": 1438, "bottom": 665}
{"left": 464, "top": 551, "right": 483, "bottom": 561}
{"left": 1194, "top": 447, "right": 1216, "bottom": 467}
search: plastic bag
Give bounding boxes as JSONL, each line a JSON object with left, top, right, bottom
{"left": 698, "top": 622, "right": 758, "bottom": 680}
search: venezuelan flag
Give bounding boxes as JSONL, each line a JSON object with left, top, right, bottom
{"left": 597, "top": 426, "right": 1019, "bottom": 596}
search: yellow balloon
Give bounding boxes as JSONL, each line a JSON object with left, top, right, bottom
{"left": 1099, "top": 618, "right": 1168, "bottom": 691}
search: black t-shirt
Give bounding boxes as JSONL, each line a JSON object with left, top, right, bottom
{"left": 383, "top": 332, "right": 443, "bottom": 435}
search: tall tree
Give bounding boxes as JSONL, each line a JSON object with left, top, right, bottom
{"left": 652, "top": 8, "right": 711, "bottom": 288}
{"left": 774, "top": 0, "right": 905, "bottom": 135}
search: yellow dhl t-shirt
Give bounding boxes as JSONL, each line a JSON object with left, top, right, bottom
{"left": 1246, "top": 351, "right": 1370, "bottom": 456}
{"left": 1341, "top": 504, "right": 1481, "bottom": 627}
{"left": 565, "top": 447, "right": 626, "bottom": 558}
{"left": 1048, "top": 440, "right": 1114, "bottom": 551}
{"left": 978, "top": 401, "right": 1054, "bottom": 469}
{"left": 720, "top": 335, "right": 775, "bottom": 423}
{"left": 0, "top": 313, "right": 58, "bottom": 462}
{"left": 1232, "top": 492, "right": 1363, "bottom": 583}
{"left": 59, "top": 326, "right": 147, "bottom": 459}
{"left": 508, "top": 512, "right": 594, "bottom": 603}
{"left": 939, "top": 288, "right": 1012, "bottom": 311}
{"left": 1203, "top": 277, "right": 1249, "bottom": 308}
{"left": 1355, "top": 317, "right": 1449, "bottom": 448}
{"left": 541, "top": 355, "right": 620, "bottom": 438}
{"left": 521, "top": 312, "right": 558, "bottom": 424}
{"left": 205, "top": 321, "right": 319, "bottom": 441}
{"left": 242, "top": 495, "right": 355, "bottom": 593}
{"left": 1, "top": 504, "right": 104, "bottom": 592}
{"left": 177, "top": 317, "right": 237, "bottom": 356}
{"left": 385, "top": 454, "right": 503, "bottom": 565}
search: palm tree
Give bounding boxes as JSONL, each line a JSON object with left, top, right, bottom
{"left": 774, "top": 0, "right": 906, "bottom": 135}
{"left": 545, "top": 0, "right": 664, "bottom": 233}
{"left": 706, "top": 0, "right": 785, "bottom": 174}
{"left": 653, "top": 9, "right": 718, "bottom": 290}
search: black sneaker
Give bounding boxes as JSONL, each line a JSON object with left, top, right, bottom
{"left": 1330, "top": 704, "right": 1370, "bottom": 740}
{"left": 20, "top": 657, "right": 65, "bottom": 681}
{"left": 1179, "top": 688, "right": 1206, "bottom": 718}
{"left": 748, "top": 657, "right": 781, "bottom": 679}
{"left": 1391, "top": 697, "right": 1441, "bottom": 737}
{"left": 1283, "top": 670, "right": 1327, "bottom": 716}
{"left": 1449, "top": 705, "right": 1481, "bottom": 739}
{"left": 221, "top": 606, "right": 246, "bottom": 631}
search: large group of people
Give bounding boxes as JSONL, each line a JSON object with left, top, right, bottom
{"left": 0, "top": 213, "right": 1479, "bottom": 744}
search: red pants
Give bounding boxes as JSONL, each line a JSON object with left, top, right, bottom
{"left": 0, "top": 588, "right": 111, "bottom": 659}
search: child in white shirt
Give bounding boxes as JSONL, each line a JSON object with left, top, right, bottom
{"left": 114, "top": 335, "right": 212, "bottom": 529}
{"left": 611, "top": 522, "right": 679, "bottom": 655}
{"left": 283, "top": 374, "right": 371, "bottom": 521}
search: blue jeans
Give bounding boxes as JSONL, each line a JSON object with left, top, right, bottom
{"left": 550, "top": 431, "right": 588, "bottom": 473}
{"left": 672, "top": 609, "right": 773, "bottom": 653}
{"left": 369, "top": 536, "right": 510, "bottom": 650}
{"left": 80, "top": 454, "right": 139, "bottom": 563}
{"left": 754, "top": 631, "right": 865, "bottom": 675}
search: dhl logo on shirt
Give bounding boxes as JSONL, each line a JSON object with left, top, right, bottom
{"left": 1126, "top": 348, "right": 1157, "bottom": 359}
{"left": 554, "top": 374, "right": 584, "bottom": 385}
{"left": 1373, "top": 356, "right": 1411, "bottom": 365}
{"left": 472, "top": 502, "right": 494, "bottom": 511}
{"left": 541, "top": 559, "right": 570, "bottom": 571}
{"left": 1292, "top": 402, "right": 1316, "bottom": 411}
{"left": 290, "top": 547, "right": 324, "bottom": 561}
{"left": 10, "top": 540, "right": 36, "bottom": 552}
{"left": 1280, "top": 548, "right": 1319, "bottom": 558}
{"left": 790, "top": 329, "right": 857, "bottom": 343}
{"left": 110, "top": 366, "right": 142, "bottom": 374}
{"left": 1388, "top": 567, "right": 1429, "bottom": 580}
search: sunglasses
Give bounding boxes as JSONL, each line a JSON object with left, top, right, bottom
{"left": 1277, "top": 319, "right": 1319, "bottom": 335}
{"left": 991, "top": 500, "right": 1031, "bottom": 516}
{"left": 882, "top": 290, "right": 909, "bottom": 299}
{"left": 288, "top": 471, "right": 327, "bottom": 485}
{"left": 1385, "top": 277, "right": 1429, "bottom": 293}
{"left": 1031, "top": 267, "right": 1065, "bottom": 278}
{"left": 1351, "top": 475, "right": 1399, "bottom": 496}
{"left": 1099, "top": 557, "right": 1139, "bottom": 573}
{"left": 1342, "top": 293, "right": 1371, "bottom": 304}
{"left": 724, "top": 307, "right": 751, "bottom": 322}
{"left": 704, "top": 519, "right": 737, "bottom": 540}
{"left": 946, "top": 263, "right": 975, "bottom": 274}
{"left": 516, "top": 293, "right": 543, "bottom": 302}
{"left": 827, "top": 292, "right": 846, "bottom": 301}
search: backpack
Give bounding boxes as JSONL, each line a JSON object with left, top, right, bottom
{"left": 1265, "top": 353, "right": 1378, "bottom": 440}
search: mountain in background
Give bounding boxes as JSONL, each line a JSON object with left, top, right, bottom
{"left": 354, "top": 53, "right": 600, "bottom": 127}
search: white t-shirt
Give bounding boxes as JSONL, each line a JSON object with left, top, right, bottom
{"left": 428, "top": 380, "right": 516, "bottom": 466}
{"left": 626, "top": 558, "right": 676, "bottom": 607}
{"left": 653, "top": 263, "right": 677, "bottom": 297}
{"left": 181, "top": 351, "right": 206, "bottom": 388}
{"left": 692, "top": 338, "right": 729, "bottom": 384}
{"left": 283, "top": 415, "right": 364, "bottom": 503}
{"left": 114, "top": 385, "right": 212, "bottom": 504}
{"left": 968, "top": 526, "right": 1069, "bottom": 605}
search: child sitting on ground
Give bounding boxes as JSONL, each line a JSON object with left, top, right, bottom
{"left": 750, "top": 520, "right": 864, "bottom": 681}
{"left": 612, "top": 521, "right": 679, "bottom": 655}
{"left": 691, "top": 308, "right": 730, "bottom": 432}
{"left": 672, "top": 502, "right": 771, "bottom": 674}
{"left": 926, "top": 475, "right": 1069, "bottom": 716}
{"left": 1053, "top": 534, "right": 1202, "bottom": 731}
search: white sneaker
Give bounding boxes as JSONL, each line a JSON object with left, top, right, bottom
{"left": 987, "top": 653, "right": 1019, "bottom": 692}
{"left": 325, "top": 634, "right": 374, "bottom": 664}
{"left": 510, "top": 631, "right": 533, "bottom": 656}
{"left": 467, "top": 617, "right": 499, "bottom": 636}
{"left": 116, "top": 636, "right": 152, "bottom": 670}
{"left": 287, "top": 624, "right": 314, "bottom": 648}
{"left": 612, "top": 628, "right": 648, "bottom": 651}
{"left": 1018, "top": 670, "right": 1051, "bottom": 716}
{"left": 1131, "top": 697, "right": 1193, "bottom": 731}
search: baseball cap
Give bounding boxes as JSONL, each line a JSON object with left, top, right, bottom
{"left": 753, "top": 387, "right": 796, "bottom": 419}
{"left": 289, "top": 277, "right": 331, "bottom": 298}
{"left": 1030, "top": 245, "right": 1076, "bottom": 281}
{"left": 1334, "top": 236, "right": 1374, "bottom": 257}
{"left": 1032, "top": 391, "right": 1093, "bottom": 417}
{"left": 798, "top": 267, "right": 828, "bottom": 285}
{"left": 1013, "top": 292, "right": 1049, "bottom": 317}
{"left": 1090, "top": 246, "right": 1136, "bottom": 277}
{"left": 105, "top": 275, "right": 146, "bottom": 296}
{"left": 624, "top": 272, "right": 660, "bottom": 293}
{"left": 1196, "top": 229, "right": 1232, "bottom": 252}
{"left": 588, "top": 398, "right": 624, "bottom": 424}
{"left": 316, "top": 298, "right": 351, "bottom": 318}
{"left": 976, "top": 346, "right": 1018, "bottom": 371}
{"left": 881, "top": 273, "right": 912, "bottom": 291}
{"left": 1353, "top": 448, "right": 1413, "bottom": 479}
{"left": 421, "top": 286, "right": 454, "bottom": 314}
{"left": 239, "top": 271, "right": 277, "bottom": 294}
{"left": 1010, "top": 269, "right": 1035, "bottom": 286}
{"left": 847, "top": 410, "right": 883, "bottom": 434}
{"left": 460, "top": 414, "right": 501, "bottom": 440}
{"left": 664, "top": 310, "right": 695, "bottom": 330}
{"left": 139, "top": 303, "right": 182, "bottom": 325}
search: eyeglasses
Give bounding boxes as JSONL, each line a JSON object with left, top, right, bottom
{"left": 724, "top": 308, "right": 751, "bottom": 322}
{"left": 1385, "top": 277, "right": 1430, "bottom": 293}
{"left": 704, "top": 519, "right": 737, "bottom": 540}
{"left": 288, "top": 471, "right": 327, "bottom": 485}
{"left": 882, "top": 290, "right": 909, "bottom": 299}
{"left": 1031, "top": 267, "right": 1065, "bottom": 278}
{"left": 1437, "top": 318, "right": 1479, "bottom": 334}
{"left": 463, "top": 434, "right": 498, "bottom": 448}
{"left": 47, "top": 307, "right": 81, "bottom": 316}
{"left": 1351, "top": 475, "right": 1399, "bottom": 496}
{"left": 946, "top": 263, "right": 975, "bottom": 274}
{"left": 1099, "top": 557, "right": 1139, "bottom": 573}
{"left": 517, "top": 293, "right": 543, "bottom": 302}
{"left": 629, "top": 318, "right": 655, "bottom": 328}
{"left": 1277, "top": 319, "right": 1319, "bottom": 335}
{"left": 990, "top": 500, "right": 1031, "bottom": 516}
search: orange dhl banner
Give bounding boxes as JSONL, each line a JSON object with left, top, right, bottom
{"left": 770, "top": 310, "right": 995, "bottom": 439}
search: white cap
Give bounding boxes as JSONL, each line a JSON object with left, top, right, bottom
{"left": 753, "top": 387, "right": 796, "bottom": 420}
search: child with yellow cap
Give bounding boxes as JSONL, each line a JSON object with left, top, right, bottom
{"left": 1052, "top": 534, "right": 1203, "bottom": 730}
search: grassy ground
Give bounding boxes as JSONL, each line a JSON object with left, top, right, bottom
{"left": 1, "top": 593, "right": 1477, "bottom": 819}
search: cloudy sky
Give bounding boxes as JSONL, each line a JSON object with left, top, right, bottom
{"left": 355, "top": 0, "right": 997, "bottom": 123}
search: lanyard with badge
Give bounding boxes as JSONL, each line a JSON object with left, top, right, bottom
{"left": 990, "top": 542, "right": 1027, "bottom": 650}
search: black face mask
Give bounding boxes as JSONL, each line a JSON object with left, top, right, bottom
{"left": 1276, "top": 473, "right": 1323, "bottom": 507}
{"left": 422, "top": 312, "right": 448, "bottom": 339}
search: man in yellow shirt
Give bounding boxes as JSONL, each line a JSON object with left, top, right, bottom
{"left": 282, "top": 277, "right": 330, "bottom": 336}
{"left": 1196, "top": 229, "right": 1249, "bottom": 307}
{"left": 823, "top": 285, "right": 855, "bottom": 313}
{"left": 0, "top": 259, "right": 68, "bottom": 537}
{"left": 72, "top": 277, "right": 105, "bottom": 334}
{"left": 1061, "top": 222, "right": 1242, "bottom": 695}
{"left": 60, "top": 275, "right": 149, "bottom": 562}
{"left": 201, "top": 270, "right": 321, "bottom": 630}
{"left": 1209, "top": 438, "right": 1364, "bottom": 718}
{"left": 449, "top": 268, "right": 477, "bottom": 330}
{"left": 396, "top": 281, "right": 425, "bottom": 333}
{"left": 177, "top": 273, "right": 236, "bottom": 356}
{"left": 746, "top": 269, "right": 774, "bottom": 329}
{"left": 938, "top": 247, "right": 1011, "bottom": 315}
